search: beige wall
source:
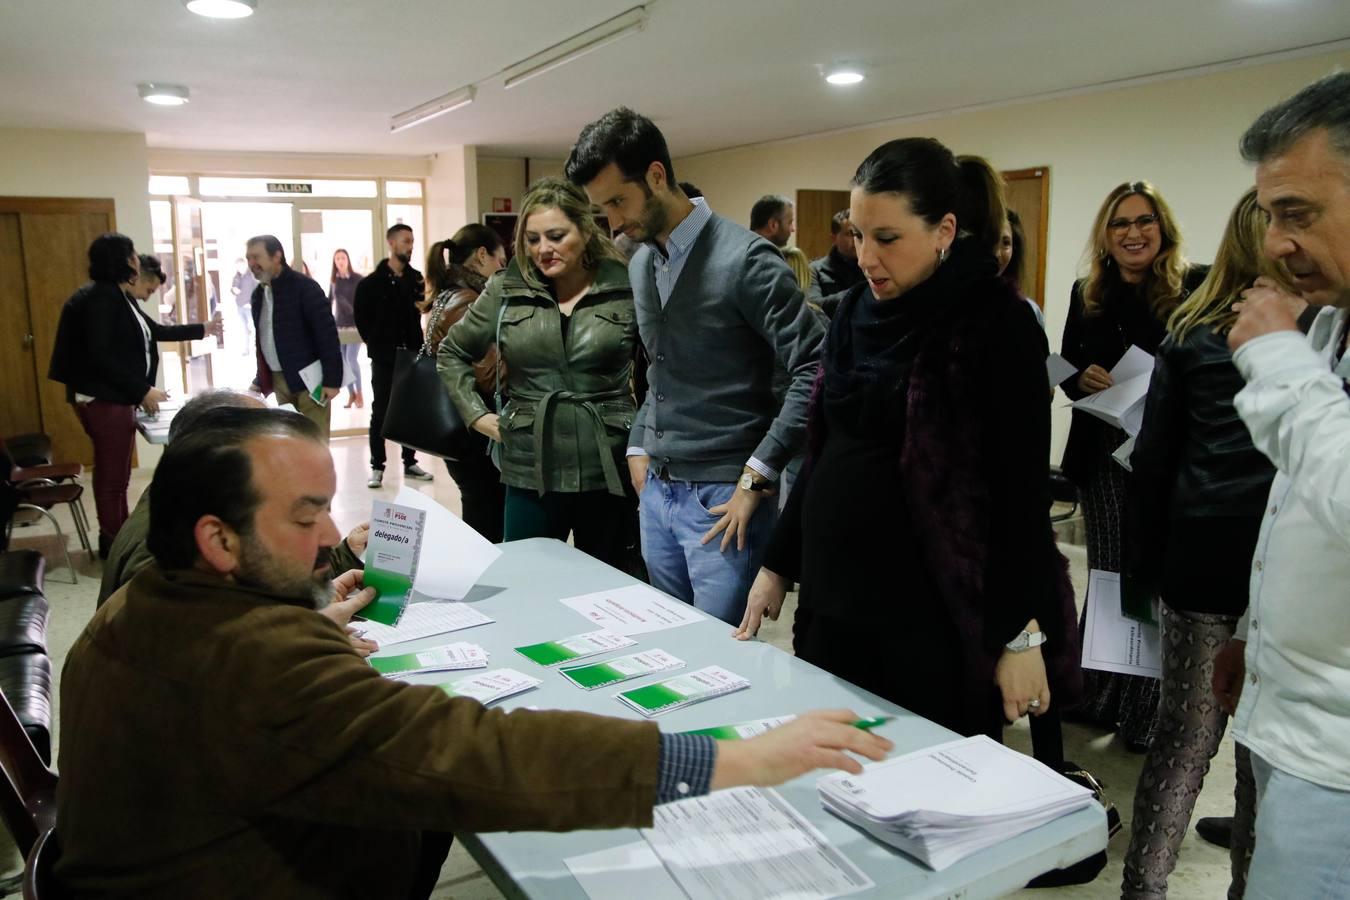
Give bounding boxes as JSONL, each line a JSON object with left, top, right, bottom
{"left": 474, "top": 157, "right": 568, "bottom": 220}
{"left": 146, "top": 148, "right": 431, "bottom": 179}
{"left": 0, "top": 128, "right": 153, "bottom": 250}
{"left": 427, "top": 145, "right": 478, "bottom": 243}
{"left": 673, "top": 50, "right": 1350, "bottom": 462}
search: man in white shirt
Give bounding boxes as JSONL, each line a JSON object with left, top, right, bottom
{"left": 1215, "top": 72, "right": 1350, "bottom": 899}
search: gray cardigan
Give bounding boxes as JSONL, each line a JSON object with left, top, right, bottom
{"left": 629, "top": 213, "right": 824, "bottom": 482}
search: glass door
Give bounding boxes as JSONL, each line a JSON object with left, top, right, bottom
{"left": 171, "top": 197, "right": 217, "bottom": 395}
{"left": 299, "top": 208, "right": 377, "bottom": 437}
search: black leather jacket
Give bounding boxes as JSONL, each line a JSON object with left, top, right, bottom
{"left": 1123, "top": 326, "right": 1276, "bottom": 602}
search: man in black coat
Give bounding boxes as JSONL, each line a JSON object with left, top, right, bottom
{"left": 353, "top": 223, "right": 432, "bottom": 488}
{"left": 808, "top": 209, "right": 864, "bottom": 311}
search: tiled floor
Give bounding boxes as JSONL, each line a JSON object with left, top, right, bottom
{"left": 7, "top": 435, "right": 1242, "bottom": 898}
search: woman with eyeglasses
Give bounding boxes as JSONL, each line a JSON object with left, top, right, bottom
{"left": 1059, "top": 181, "right": 1208, "bottom": 751}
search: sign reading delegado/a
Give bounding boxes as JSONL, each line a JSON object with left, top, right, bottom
{"left": 266, "top": 181, "right": 313, "bottom": 194}
{"left": 360, "top": 501, "right": 426, "bottom": 626}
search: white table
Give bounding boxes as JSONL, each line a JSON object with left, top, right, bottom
{"left": 393, "top": 539, "right": 1107, "bottom": 899}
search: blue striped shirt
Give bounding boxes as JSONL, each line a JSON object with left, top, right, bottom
{"left": 656, "top": 733, "right": 717, "bottom": 803}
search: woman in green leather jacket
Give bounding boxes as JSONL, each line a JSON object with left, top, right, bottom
{"left": 438, "top": 177, "right": 639, "bottom": 567}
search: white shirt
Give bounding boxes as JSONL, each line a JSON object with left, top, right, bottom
{"left": 1231, "top": 305, "right": 1350, "bottom": 790}
{"left": 259, "top": 283, "right": 281, "bottom": 371}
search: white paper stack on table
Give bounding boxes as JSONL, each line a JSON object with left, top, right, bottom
{"left": 439, "top": 668, "right": 541, "bottom": 705}
{"left": 1070, "top": 344, "right": 1154, "bottom": 436}
{"left": 818, "top": 735, "right": 1094, "bottom": 871}
{"left": 368, "top": 641, "right": 489, "bottom": 678}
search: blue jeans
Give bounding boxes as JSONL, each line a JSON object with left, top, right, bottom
{"left": 639, "top": 471, "right": 776, "bottom": 625}
{"left": 1246, "top": 751, "right": 1350, "bottom": 899}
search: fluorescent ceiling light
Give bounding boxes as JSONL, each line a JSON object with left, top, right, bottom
{"left": 389, "top": 85, "right": 476, "bottom": 133}
{"left": 502, "top": 6, "right": 647, "bottom": 90}
{"left": 183, "top": 0, "right": 256, "bottom": 18}
{"left": 825, "top": 69, "right": 865, "bottom": 86}
{"left": 138, "top": 83, "right": 190, "bottom": 106}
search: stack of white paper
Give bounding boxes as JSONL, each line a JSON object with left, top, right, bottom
{"left": 355, "top": 598, "right": 494, "bottom": 647}
{"left": 368, "top": 642, "right": 489, "bottom": 678}
{"left": 440, "top": 668, "right": 541, "bottom": 705}
{"left": 1070, "top": 345, "right": 1154, "bottom": 436}
{"left": 818, "top": 735, "right": 1094, "bottom": 871}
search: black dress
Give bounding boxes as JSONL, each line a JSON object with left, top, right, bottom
{"left": 762, "top": 248, "right": 1049, "bottom": 741}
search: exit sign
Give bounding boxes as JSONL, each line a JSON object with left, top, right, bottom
{"left": 267, "top": 182, "right": 313, "bottom": 194}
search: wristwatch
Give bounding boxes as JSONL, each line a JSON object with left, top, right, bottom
{"left": 1006, "top": 630, "right": 1048, "bottom": 652}
{"left": 737, "top": 473, "right": 772, "bottom": 493}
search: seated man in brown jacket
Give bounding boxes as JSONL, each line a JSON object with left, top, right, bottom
{"left": 57, "top": 406, "right": 891, "bottom": 899}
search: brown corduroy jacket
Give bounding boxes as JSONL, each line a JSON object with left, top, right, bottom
{"left": 56, "top": 566, "right": 660, "bottom": 899}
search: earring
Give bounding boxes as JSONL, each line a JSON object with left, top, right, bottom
{"left": 937, "top": 246, "right": 948, "bottom": 265}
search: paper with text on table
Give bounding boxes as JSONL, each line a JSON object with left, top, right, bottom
{"left": 559, "top": 584, "right": 705, "bottom": 636}
{"left": 369, "top": 641, "right": 489, "bottom": 677}
{"left": 559, "top": 649, "right": 685, "bottom": 690}
{"left": 615, "top": 665, "right": 749, "bottom": 717}
{"left": 1081, "top": 569, "right": 1161, "bottom": 678}
{"left": 639, "top": 787, "right": 874, "bottom": 900}
{"left": 353, "top": 598, "right": 494, "bottom": 647}
{"left": 514, "top": 629, "right": 636, "bottom": 666}
{"left": 360, "top": 501, "right": 425, "bottom": 626}
{"left": 439, "top": 668, "right": 541, "bottom": 705}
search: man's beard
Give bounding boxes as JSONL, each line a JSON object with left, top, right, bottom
{"left": 395, "top": 252, "right": 412, "bottom": 266}
{"left": 235, "top": 534, "right": 332, "bottom": 609}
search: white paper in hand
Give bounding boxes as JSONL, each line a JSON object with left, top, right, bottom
{"left": 389, "top": 487, "right": 502, "bottom": 600}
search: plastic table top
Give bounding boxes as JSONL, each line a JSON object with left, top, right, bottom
{"left": 390, "top": 538, "right": 1107, "bottom": 900}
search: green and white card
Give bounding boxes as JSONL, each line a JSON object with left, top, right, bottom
{"left": 682, "top": 715, "right": 797, "bottom": 740}
{"left": 559, "top": 649, "right": 684, "bottom": 691}
{"left": 360, "top": 501, "right": 426, "bottom": 626}
{"left": 615, "top": 665, "right": 750, "bottom": 718}
{"left": 514, "top": 629, "right": 636, "bottom": 667}
{"left": 439, "top": 668, "right": 541, "bottom": 705}
{"left": 369, "top": 641, "right": 488, "bottom": 677}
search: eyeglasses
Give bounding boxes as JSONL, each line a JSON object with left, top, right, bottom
{"left": 1107, "top": 214, "right": 1160, "bottom": 234}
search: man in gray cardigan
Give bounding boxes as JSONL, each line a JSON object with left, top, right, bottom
{"left": 567, "top": 108, "right": 823, "bottom": 624}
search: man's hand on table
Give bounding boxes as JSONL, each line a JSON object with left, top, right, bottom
{"left": 710, "top": 709, "right": 893, "bottom": 790}
{"left": 323, "top": 568, "right": 380, "bottom": 657}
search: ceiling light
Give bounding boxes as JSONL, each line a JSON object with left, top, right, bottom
{"left": 825, "top": 69, "right": 865, "bottom": 86}
{"left": 389, "top": 85, "right": 476, "bottom": 133}
{"left": 138, "top": 83, "right": 190, "bottom": 106}
{"left": 183, "top": 0, "right": 256, "bottom": 18}
{"left": 503, "top": 6, "right": 647, "bottom": 90}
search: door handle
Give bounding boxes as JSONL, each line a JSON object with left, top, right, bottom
{"left": 22, "top": 333, "right": 33, "bottom": 348}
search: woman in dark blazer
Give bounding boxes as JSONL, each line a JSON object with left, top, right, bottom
{"left": 1059, "top": 182, "right": 1208, "bottom": 750}
{"left": 48, "top": 234, "right": 221, "bottom": 556}
{"left": 736, "top": 141, "right": 1081, "bottom": 740}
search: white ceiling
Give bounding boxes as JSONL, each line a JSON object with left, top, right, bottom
{"left": 1, "top": 0, "right": 1348, "bottom": 160}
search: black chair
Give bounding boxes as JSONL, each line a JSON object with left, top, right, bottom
{"left": 0, "top": 687, "right": 57, "bottom": 860}
{"left": 1048, "top": 466, "right": 1079, "bottom": 524}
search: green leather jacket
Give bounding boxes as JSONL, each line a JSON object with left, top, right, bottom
{"left": 437, "top": 257, "right": 638, "bottom": 496}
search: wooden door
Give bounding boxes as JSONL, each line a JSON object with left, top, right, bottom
{"left": 0, "top": 214, "right": 42, "bottom": 440}
{"left": 795, "top": 189, "right": 851, "bottom": 262}
{"left": 173, "top": 197, "right": 215, "bottom": 394}
{"left": 1002, "top": 167, "right": 1050, "bottom": 309}
{"left": 0, "top": 198, "right": 116, "bottom": 466}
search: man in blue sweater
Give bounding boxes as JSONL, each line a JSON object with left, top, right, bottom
{"left": 567, "top": 108, "right": 823, "bottom": 624}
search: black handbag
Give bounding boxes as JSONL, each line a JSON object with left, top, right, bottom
{"left": 382, "top": 305, "right": 474, "bottom": 461}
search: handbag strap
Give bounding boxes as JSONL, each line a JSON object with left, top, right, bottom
{"left": 493, "top": 298, "right": 509, "bottom": 414}
{"left": 417, "top": 292, "right": 452, "bottom": 360}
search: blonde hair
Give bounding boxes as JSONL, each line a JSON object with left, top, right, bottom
{"left": 1082, "top": 181, "right": 1188, "bottom": 319}
{"left": 781, "top": 246, "right": 811, "bottom": 290}
{"left": 1167, "top": 187, "right": 1296, "bottom": 342}
{"left": 514, "top": 177, "right": 621, "bottom": 290}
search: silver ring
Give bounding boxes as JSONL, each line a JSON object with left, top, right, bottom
{"left": 1028, "top": 699, "right": 1042, "bottom": 709}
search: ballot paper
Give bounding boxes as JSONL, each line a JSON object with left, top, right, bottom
{"left": 1045, "top": 353, "right": 1079, "bottom": 387}
{"left": 560, "top": 649, "right": 685, "bottom": 691}
{"left": 297, "top": 359, "right": 328, "bottom": 406}
{"left": 354, "top": 598, "right": 494, "bottom": 647}
{"left": 514, "top": 629, "right": 636, "bottom": 667}
{"left": 1082, "top": 569, "right": 1162, "bottom": 678}
{"left": 1112, "top": 435, "right": 1137, "bottom": 472}
{"left": 682, "top": 715, "right": 798, "bottom": 740}
{"left": 1070, "top": 345, "right": 1155, "bottom": 435}
{"left": 361, "top": 501, "right": 426, "bottom": 626}
{"left": 565, "top": 841, "right": 687, "bottom": 900}
{"left": 640, "top": 787, "right": 874, "bottom": 900}
{"left": 440, "top": 668, "right": 541, "bottom": 705}
{"left": 615, "top": 666, "right": 749, "bottom": 718}
{"left": 818, "top": 735, "right": 1094, "bottom": 871}
{"left": 368, "top": 642, "right": 489, "bottom": 677}
{"left": 388, "top": 487, "right": 502, "bottom": 600}
{"left": 559, "top": 584, "right": 704, "bottom": 636}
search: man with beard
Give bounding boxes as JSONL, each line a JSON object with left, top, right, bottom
{"left": 245, "top": 234, "right": 343, "bottom": 437}
{"left": 55, "top": 406, "right": 891, "bottom": 899}
{"left": 566, "top": 108, "right": 824, "bottom": 627}
{"left": 354, "top": 223, "right": 433, "bottom": 488}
